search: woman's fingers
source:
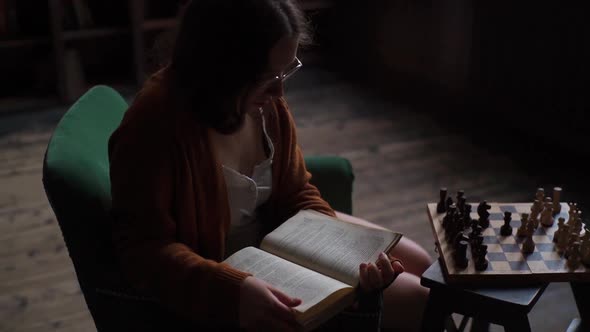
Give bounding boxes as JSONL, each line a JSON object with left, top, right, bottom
{"left": 359, "top": 263, "right": 370, "bottom": 290}
{"left": 378, "top": 252, "right": 396, "bottom": 284}
{"left": 391, "top": 259, "right": 405, "bottom": 274}
{"left": 361, "top": 254, "right": 406, "bottom": 292}
{"left": 270, "top": 287, "right": 302, "bottom": 307}
{"left": 367, "top": 263, "right": 383, "bottom": 289}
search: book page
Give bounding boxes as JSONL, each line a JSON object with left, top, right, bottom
{"left": 223, "top": 246, "right": 352, "bottom": 313}
{"left": 261, "top": 210, "right": 402, "bottom": 286}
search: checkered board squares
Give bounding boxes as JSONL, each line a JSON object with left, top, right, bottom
{"left": 427, "top": 203, "right": 590, "bottom": 286}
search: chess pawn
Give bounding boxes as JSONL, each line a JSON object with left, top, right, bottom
{"left": 471, "top": 234, "right": 484, "bottom": 249}
{"left": 573, "top": 218, "right": 583, "bottom": 235}
{"left": 474, "top": 245, "right": 489, "bottom": 271}
{"left": 553, "top": 217, "right": 566, "bottom": 243}
{"left": 500, "top": 211, "right": 513, "bottom": 236}
{"left": 463, "top": 204, "right": 473, "bottom": 228}
{"left": 456, "top": 190, "right": 465, "bottom": 202}
{"left": 469, "top": 225, "right": 483, "bottom": 244}
{"left": 567, "top": 242, "right": 582, "bottom": 270}
{"left": 557, "top": 224, "right": 571, "bottom": 253}
{"left": 535, "top": 187, "right": 545, "bottom": 203}
{"left": 529, "top": 200, "right": 542, "bottom": 228}
{"left": 517, "top": 213, "right": 529, "bottom": 237}
{"left": 477, "top": 201, "right": 491, "bottom": 228}
{"left": 454, "top": 240, "right": 469, "bottom": 269}
{"left": 454, "top": 232, "right": 469, "bottom": 249}
{"left": 565, "top": 232, "right": 580, "bottom": 258}
{"left": 442, "top": 204, "right": 456, "bottom": 229}
{"left": 567, "top": 202, "right": 578, "bottom": 225}
{"left": 522, "top": 222, "right": 535, "bottom": 255}
{"left": 540, "top": 199, "right": 554, "bottom": 227}
{"left": 450, "top": 209, "right": 465, "bottom": 242}
{"left": 457, "top": 195, "right": 466, "bottom": 215}
{"left": 552, "top": 187, "right": 562, "bottom": 215}
{"left": 445, "top": 196, "right": 454, "bottom": 209}
{"left": 437, "top": 187, "right": 448, "bottom": 213}
{"left": 445, "top": 196, "right": 454, "bottom": 212}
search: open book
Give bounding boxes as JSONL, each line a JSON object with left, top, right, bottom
{"left": 223, "top": 210, "right": 403, "bottom": 331}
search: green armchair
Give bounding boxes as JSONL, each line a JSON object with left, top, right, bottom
{"left": 42, "top": 85, "right": 355, "bottom": 330}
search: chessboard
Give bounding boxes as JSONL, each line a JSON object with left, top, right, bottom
{"left": 427, "top": 202, "right": 590, "bottom": 286}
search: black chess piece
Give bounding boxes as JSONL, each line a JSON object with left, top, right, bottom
{"left": 437, "top": 188, "right": 448, "bottom": 213}
{"left": 453, "top": 232, "right": 469, "bottom": 249}
{"left": 442, "top": 204, "right": 456, "bottom": 230}
{"left": 463, "top": 203, "right": 472, "bottom": 228}
{"left": 469, "top": 224, "right": 483, "bottom": 240}
{"left": 471, "top": 234, "right": 484, "bottom": 249}
{"left": 456, "top": 190, "right": 465, "bottom": 205}
{"left": 457, "top": 196, "right": 466, "bottom": 219}
{"left": 456, "top": 189, "right": 465, "bottom": 200}
{"left": 454, "top": 240, "right": 469, "bottom": 269}
{"left": 477, "top": 201, "right": 491, "bottom": 228}
{"left": 500, "top": 211, "right": 513, "bottom": 236}
{"left": 445, "top": 196, "right": 454, "bottom": 212}
{"left": 447, "top": 207, "right": 462, "bottom": 242}
{"left": 473, "top": 244, "right": 489, "bottom": 271}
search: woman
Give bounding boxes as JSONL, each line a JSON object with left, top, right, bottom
{"left": 108, "top": 0, "right": 431, "bottom": 330}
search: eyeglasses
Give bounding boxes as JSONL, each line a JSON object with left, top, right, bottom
{"left": 254, "top": 57, "right": 302, "bottom": 91}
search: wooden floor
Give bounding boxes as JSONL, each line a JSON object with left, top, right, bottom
{"left": 0, "top": 65, "right": 584, "bottom": 331}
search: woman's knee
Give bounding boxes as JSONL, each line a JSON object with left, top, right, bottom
{"left": 390, "top": 237, "right": 434, "bottom": 276}
{"left": 381, "top": 273, "right": 429, "bottom": 331}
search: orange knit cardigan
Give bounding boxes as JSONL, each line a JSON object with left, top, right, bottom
{"left": 108, "top": 68, "right": 335, "bottom": 327}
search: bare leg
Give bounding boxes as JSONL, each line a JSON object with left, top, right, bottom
{"left": 334, "top": 211, "right": 433, "bottom": 276}
{"left": 381, "top": 273, "right": 430, "bottom": 331}
{"left": 388, "top": 237, "right": 433, "bottom": 276}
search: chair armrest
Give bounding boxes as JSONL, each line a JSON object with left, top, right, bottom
{"left": 304, "top": 156, "right": 354, "bottom": 215}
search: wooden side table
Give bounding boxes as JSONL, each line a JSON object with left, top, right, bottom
{"left": 420, "top": 260, "right": 548, "bottom": 332}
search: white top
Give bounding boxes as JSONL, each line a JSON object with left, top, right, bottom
{"left": 223, "top": 109, "right": 274, "bottom": 258}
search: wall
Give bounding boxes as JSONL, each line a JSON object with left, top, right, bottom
{"left": 322, "top": 0, "right": 473, "bottom": 101}
{"left": 322, "top": 1, "right": 589, "bottom": 154}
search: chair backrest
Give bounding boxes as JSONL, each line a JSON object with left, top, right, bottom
{"left": 42, "top": 86, "right": 175, "bottom": 331}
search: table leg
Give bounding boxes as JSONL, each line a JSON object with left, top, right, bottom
{"left": 421, "top": 288, "right": 451, "bottom": 332}
{"left": 570, "top": 282, "right": 590, "bottom": 329}
{"left": 470, "top": 318, "right": 490, "bottom": 332}
{"left": 504, "top": 316, "right": 531, "bottom": 332}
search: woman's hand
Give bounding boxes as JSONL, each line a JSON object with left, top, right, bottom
{"left": 359, "top": 252, "right": 405, "bottom": 292}
{"left": 239, "top": 276, "right": 302, "bottom": 331}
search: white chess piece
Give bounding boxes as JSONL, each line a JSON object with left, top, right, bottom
{"left": 567, "top": 202, "right": 578, "bottom": 225}
{"left": 580, "top": 233, "right": 590, "bottom": 266}
{"left": 530, "top": 200, "right": 542, "bottom": 228}
{"left": 552, "top": 187, "right": 562, "bottom": 214}
{"left": 567, "top": 242, "right": 582, "bottom": 270}
{"left": 573, "top": 218, "right": 583, "bottom": 235}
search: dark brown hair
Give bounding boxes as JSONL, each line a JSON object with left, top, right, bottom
{"left": 168, "top": 0, "right": 311, "bottom": 134}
